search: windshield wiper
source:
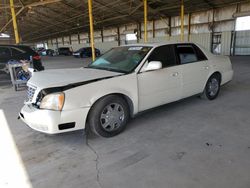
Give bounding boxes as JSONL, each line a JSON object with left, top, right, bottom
{"left": 86, "top": 66, "right": 127, "bottom": 73}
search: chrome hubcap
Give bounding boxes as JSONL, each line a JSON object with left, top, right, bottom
{"left": 100, "top": 103, "right": 125, "bottom": 132}
{"left": 208, "top": 78, "right": 219, "bottom": 96}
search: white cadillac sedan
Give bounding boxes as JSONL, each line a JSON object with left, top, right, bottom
{"left": 20, "top": 42, "right": 233, "bottom": 137}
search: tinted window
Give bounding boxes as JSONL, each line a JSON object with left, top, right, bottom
{"left": 148, "top": 45, "right": 176, "bottom": 67}
{"left": 18, "top": 46, "right": 35, "bottom": 54}
{"left": 11, "top": 47, "right": 25, "bottom": 56}
{"left": 0, "top": 47, "right": 11, "bottom": 57}
{"left": 176, "top": 45, "right": 198, "bottom": 64}
{"left": 192, "top": 44, "right": 208, "bottom": 61}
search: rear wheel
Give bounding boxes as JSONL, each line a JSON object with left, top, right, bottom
{"left": 201, "top": 74, "right": 220, "bottom": 100}
{"left": 88, "top": 95, "right": 130, "bottom": 137}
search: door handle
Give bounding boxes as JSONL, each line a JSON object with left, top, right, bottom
{"left": 204, "top": 66, "right": 209, "bottom": 70}
{"left": 172, "top": 72, "right": 179, "bottom": 77}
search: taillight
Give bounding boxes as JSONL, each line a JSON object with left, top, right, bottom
{"left": 33, "top": 55, "right": 41, "bottom": 60}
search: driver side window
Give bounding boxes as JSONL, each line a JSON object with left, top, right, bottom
{"left": 148, "top": 45, "right": 177, "bottom": 68}
{"left": 0, "top": 47, "right": 11, "bottom": 58}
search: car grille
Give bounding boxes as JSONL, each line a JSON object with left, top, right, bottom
{"left": 26, "top": 85, "right": 37, "bottom": 103}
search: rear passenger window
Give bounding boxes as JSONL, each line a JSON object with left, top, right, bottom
{"left": 192, "top": 44, "right": 208, "bottom": 61}
{"left": 148, "top": 45, "right": 176, "bottom": 68}
{"left": 11, "top": 47, "right": 25, "bottom": 56}
{"left": 176, "top": 45, "right": 198, "bottom": 64}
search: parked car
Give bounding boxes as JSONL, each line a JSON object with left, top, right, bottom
{"left": 73, "top": 47, "right": 101, "bottom": 58}
{"left": 0, "top": 45, "right": 44, "bottom": 74}
{"left": 58, "top": 47, "right": 72, "bottom": 56}
{"left": 20, "top": 42, "right": 233, "bottom": 137}
{"left": 46, "top": 49, "right": 55, "bottom": 56}
{"left": 36, "top": 47, "right": 46, "bottom": 56}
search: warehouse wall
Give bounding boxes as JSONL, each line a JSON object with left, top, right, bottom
{"left": 0, "top": 38, "right": 15, "bottom": 44}
{"left": 235, "top": 30, "right": 250, "bottom": 55}
{"left": 46, "top": 2, "right": 250, "bottom": 56}
{"left": 221, "top": 31, "right": 232, "bottom": 56}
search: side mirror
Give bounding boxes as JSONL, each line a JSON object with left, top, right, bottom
{"left": 145, "top": 61, "right": 162, "bottom": 72}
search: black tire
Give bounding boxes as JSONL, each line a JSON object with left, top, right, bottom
{"left": 201, "top": 74, "right": 221, "bottom": 100}
{"left": 88, "top": 95, "right": 130, "bottom": 137}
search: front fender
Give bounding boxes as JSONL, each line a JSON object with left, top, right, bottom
{"left": 63, "top": 73, "right": 139, "bottom": 114}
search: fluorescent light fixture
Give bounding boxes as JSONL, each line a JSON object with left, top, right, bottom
{"left": 126, "top": 33, "right": 137, "bottom": 41}
{"left": 236, "top": 16, "right": 250, "bottom": 31}
{"left": 0, "top": 33, "right": 10, "bottom": 38}
{"left": 36, "top": 43, "right": 44, "bottom": 48}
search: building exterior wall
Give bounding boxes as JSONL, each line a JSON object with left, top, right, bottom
{"left": 221, "top": 31, "right": 232, "bottom": 56}
{"left": 235, "top": 30, "right": 250, "bottom": 55}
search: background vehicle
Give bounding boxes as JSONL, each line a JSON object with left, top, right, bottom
{"left": 45, "top": 49, "right": 55, "bottom": 56}
{"left": 58, "top": 47, "right": 72, "bottom": 56}
{"left": 36, "top": 47, "right": 46, "bottom": 56}
{"left": 0, "top": 45, "right": 44, "bottom": 74}
{"left": 73, "top": 47, "right": 101, "bottom": 58}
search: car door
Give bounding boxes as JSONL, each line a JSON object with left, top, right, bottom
{"left": 137, "top": 44, "right": 182, "bottom": 112}
{"left": 0, "top": 46, "right": 12, "bottom": 71}
{"left": 10, "top": 47, "right": 27, "bottom": 61}
{"left": 86, "top": 47, "right": 92, "bottom": 57}
{"left": 175, "top": 44, "right": 209, "bottom": 98}
{"left": 0, "top": 46, "right": 11, "bottom": 63}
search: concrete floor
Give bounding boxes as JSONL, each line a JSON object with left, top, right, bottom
{"left": 1, "top": 56, "right": 250, "bottom": 188}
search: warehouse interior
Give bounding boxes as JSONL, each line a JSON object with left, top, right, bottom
{"left": 1, "top": 0, "right": 250, "bottom": 55}
{"left": 1, "top": 0, "right": 250, "bottom": 188}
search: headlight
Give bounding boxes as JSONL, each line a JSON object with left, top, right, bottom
{"left": 40, "top": 92, "right": 65, "bottom": 111}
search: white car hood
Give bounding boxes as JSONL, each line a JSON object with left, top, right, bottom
{"left": 28, "top": 67, "right": 123, "bottom": 89}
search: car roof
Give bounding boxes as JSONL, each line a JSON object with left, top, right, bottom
{"left": 119, "top": 41, "right": 213, "bottom": 58}
{"left": 121, "top": 41, "right": 197, "bottom": 48}
{"left": 0, "top": 44, "right": 31, "bottom": 48}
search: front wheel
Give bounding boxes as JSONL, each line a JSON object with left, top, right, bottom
{"left": 201, "top": 74, "right": 221, "bottom": 100}
{"left": 88, "top": 95, "right": 130, "bottom": 137}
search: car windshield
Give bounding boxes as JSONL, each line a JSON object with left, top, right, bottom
{"left": 88, "top": 46, "right": 152, "bottom": 73}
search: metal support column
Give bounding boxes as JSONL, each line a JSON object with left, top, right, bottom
{"left": 88, "top": 0, "right": 95, "bottom": 61}
{"left": 101, "top": 28, "right": 104, "bottom": 43}
{"left": 168, "top": 16, "right": 171, "bottom": 40}
{"left": 138, "top": 22, "right": 142, "bottom": 39}
{"left": 180, "top": 0, "right": 184, "bottom": 42}
{"left": 153, "top": 19, "right": 155, "bottom": 38}
{"left": 188, "top": 13, "right": 191, "bottom": 41}
{"left": 56, "top": 37, "right": 58, "bottom": 49}
{"left": 69, "top": 34, "right": 72, "bottom": 45}
{"left": 117, "top": 27, "right": 120, "bottom": 46}
{"left": 77, "top": 32, "right": 80, "bottom": 44}
{"left": 143, "top": 0, "right": 148, "bottom": 43}
{"left": 137, "top": 23, "right": 140, "bottom": 43}
{"left": 9, "top": 0, "right": 20, "bottom": 44}
{"left": 210, "top": 9, "right": 215, "bottom": 53}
